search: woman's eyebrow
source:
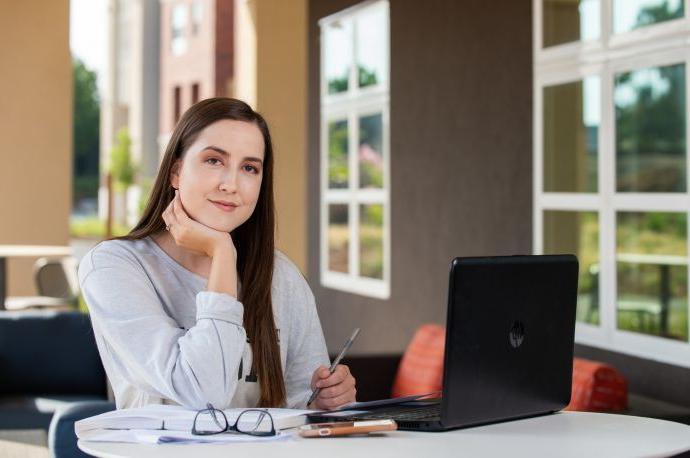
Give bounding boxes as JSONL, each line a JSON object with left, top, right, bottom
{"left": 203, "top": 145, "right": 263, "bottom": 164}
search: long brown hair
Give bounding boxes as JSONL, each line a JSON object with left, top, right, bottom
{"left": 115, "top": 97, "right": 285, "bottom": 407}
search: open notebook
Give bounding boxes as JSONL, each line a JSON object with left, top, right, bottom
{"left": 75, "top": 404, "right": 314, "bottom": 438}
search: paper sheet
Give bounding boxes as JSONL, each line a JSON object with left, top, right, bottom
{"left": 79, "top": 428, "right": 292, "bottom": 444}
{"left": 316, "top": 410, "right": 370, "bottom": 418}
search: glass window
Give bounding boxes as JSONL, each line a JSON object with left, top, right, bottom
{"left": 360, "top": 204, "right": 384, "bottom": 279}
{"left": 191, "top": 1, "right": 203, "bottom": 35}
{"left": 328, "top": 204, "right": 349, "bottom": 273}
{"left": 615, "top": 63, "right": 686, "bottom": 192}
{"left": 324, "top": 20, "right": 353, "bottom": 95}
{"left": 537, "top": 0, "right": 690, "bottom": 366}
{"left": 543, "top": 76, "right": 600, "bottom": 193}
{"left": 355, "top": 5, "right": 388, "bottom": 88}
{"left": 613, "top": 0, "right": 684, "bottom": 34}
{"left": 321, "top": 1, "right": 389, "bottom": 298}
{"left": 544, "top": 211, "right": 600, "bottom": 325}
{"left": 543, "top": 0, "right": 600, "bottom": 48}
{"left": 328, "top": 119, "right": 349, "bottom": 189}
{"left": 171, "top": 4, "right": 188, "bottom": 56}
{"left": 616, "top": 212, "right": 688, "bottom": 342}
{"left": 359, "top": 113, "right": 384, "bottom": 189}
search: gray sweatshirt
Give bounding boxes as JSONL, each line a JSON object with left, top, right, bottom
{"left": 78, "top": 236, "right": 329, "bottom": 410}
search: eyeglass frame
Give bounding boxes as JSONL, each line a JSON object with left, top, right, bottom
{"left": 191, "top": 403, "right": 276, "bottom": 437}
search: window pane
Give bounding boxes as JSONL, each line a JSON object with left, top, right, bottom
{"left": 191, "top": 1, "right": 203, "bottom": 35}
{"left": 543, "top": 77, "right": 599, "bottom": 192}
{"left": 615, "top": 63, "right": 686, "bottom": 192}
{"left": 356, "top": 5, "right": 388, "bottom": 88}
{"left": 171, "top": 4, "right": 188, "bottom": 56}
{"left": 360, "top": 204, "right": 383, "bottom": 279}
{"left": 328, "top": 205, "right": 349, "bottom": 273}
{"left": 544, "top": 211, "right": 600, "bottom": 325}
{"left": 613, "top": 0, "right": 684, "bottom": 34}
{"left": 359, "top": 113, "right": 383, "bottom": 189}
{"left": 616, "top": 212, "right": 688, "bottom": 342}
{"left": 543, "top": 0, "right": 600, "bottom": 48}
{"left": 328, "top": 119, "right": 349, "bottom": 189}
{"left": 324, "top": 20, "right": 352, "bottom": 94}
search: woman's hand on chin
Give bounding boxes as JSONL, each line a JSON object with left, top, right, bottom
{"left": 162, "top": 189, "right": 236, "bottom": 259}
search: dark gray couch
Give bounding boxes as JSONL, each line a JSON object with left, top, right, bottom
{"left": 0, "top": 310, "right": 114, "bottom": 457}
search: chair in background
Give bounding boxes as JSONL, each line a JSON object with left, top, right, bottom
{"left": 388, "top": 324, "right": 630, "bottom": 413}
{"left": 4, "top": 257, "right": 79, "bottom": 311}
{"left": 391, "top": 324, "right": 445, "bottom": 398}
{"left": 565, "top": 358, "right": 628, "bottom": 412}
{"left": 0, "top": 310, "right": 112, "bottom": 457}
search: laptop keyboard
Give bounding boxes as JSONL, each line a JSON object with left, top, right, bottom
{"left": 350, "top": 404, "right": 441, "bottom": 421}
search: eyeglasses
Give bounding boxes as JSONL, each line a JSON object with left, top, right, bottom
{"left": 191, "top": 403, "right": 276, "bottom": 437}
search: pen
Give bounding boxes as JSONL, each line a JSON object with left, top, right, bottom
{"left": 308, "top": 327, "right": 361, "bottom": 406}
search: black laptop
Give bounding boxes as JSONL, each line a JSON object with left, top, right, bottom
{"left": 310, "top": 254, "right": 579, "bottom": 431}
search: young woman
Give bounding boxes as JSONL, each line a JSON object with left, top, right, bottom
{"left": 79, "top": 97, "right": 356, "bottom": 411}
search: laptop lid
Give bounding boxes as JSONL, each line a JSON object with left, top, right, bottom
{"left": 440, "top": 254, "right": 578, "bottom": 429}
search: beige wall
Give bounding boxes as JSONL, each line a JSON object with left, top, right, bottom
{"left": 0, "top": 1, "right": 72, "bottom": 295}
{"left": 309, "top": 0, "right": 533, "bottom": 354}
{"left": 235, "top": 0, "right": 309, "bottom": 272}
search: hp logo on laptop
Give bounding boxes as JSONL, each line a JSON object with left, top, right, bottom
{"left": 509, "top": 321, "right": 525, "bottom": 348}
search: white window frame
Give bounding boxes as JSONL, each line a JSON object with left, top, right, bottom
{"left": 319, "top": 0, "right": 391, "bottom": 299}
{"left": 534, "top": 0, "right": 690, "bottom": 367}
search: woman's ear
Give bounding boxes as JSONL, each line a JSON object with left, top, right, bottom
{"left": 170, "top": 160, "right": 181, "bottom": 190}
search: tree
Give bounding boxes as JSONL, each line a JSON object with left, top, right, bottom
{"left": 72, "top": 58, "right": 100, "bottom": 205}
{"left": 614, "top": 3, "right": 686, "bottom": 192}
{"left": 109, "top": 127, "right": 137, "bottom": 227}
{"left": 109, "top": 127, "right": 136, "bottom": 191}
{"left": 635, "top": 0, "right": 683, "bottom": 29}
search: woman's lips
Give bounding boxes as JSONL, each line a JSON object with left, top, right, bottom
{"left": 210, "top": 200, "right": 238, "bottom": 212}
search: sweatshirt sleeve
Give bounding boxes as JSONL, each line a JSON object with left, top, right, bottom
{"left": 79, "top": 244, "right": 246, "bottom": 410}
{"left": 281, "top": 262, "right": 330, "bottom": 408}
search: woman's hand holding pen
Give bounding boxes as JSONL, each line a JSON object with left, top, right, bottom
{"left": 308, "top": 365, "right": 357, "bottom": 410}
{"left": 162, "top": 190, "right": 236, "bottom": 259}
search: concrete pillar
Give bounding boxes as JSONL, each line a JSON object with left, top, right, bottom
{"left": 234, "top": 0, "right": 309, "bottom": 272}
{"left": 0, "top": 0, "right": 72, "bottom": 295}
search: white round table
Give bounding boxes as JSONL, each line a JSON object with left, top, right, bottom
{"left": 0, "top": 245, "right": 72, "bottom": 308}
{"left": 78, "top": 411, "right": 690, "bottom": 458}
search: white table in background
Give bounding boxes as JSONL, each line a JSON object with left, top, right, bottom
{"left": 0, "top": 245, "right": 72, "bottom": 309}
{"left": 78, "top": 411, "right": 690, "bottom": 458}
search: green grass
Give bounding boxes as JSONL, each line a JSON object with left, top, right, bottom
{"left": 617, "top": 295, "right": 688, "bottom": 342}
{"left": 77, "top": 294, "right": 89, "bottom": 314}
{"left": 70, "top": 217, "right": 130, "bottom": 239}
{"left": 578, "top": 294, "right": 689, "bottom": 342}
